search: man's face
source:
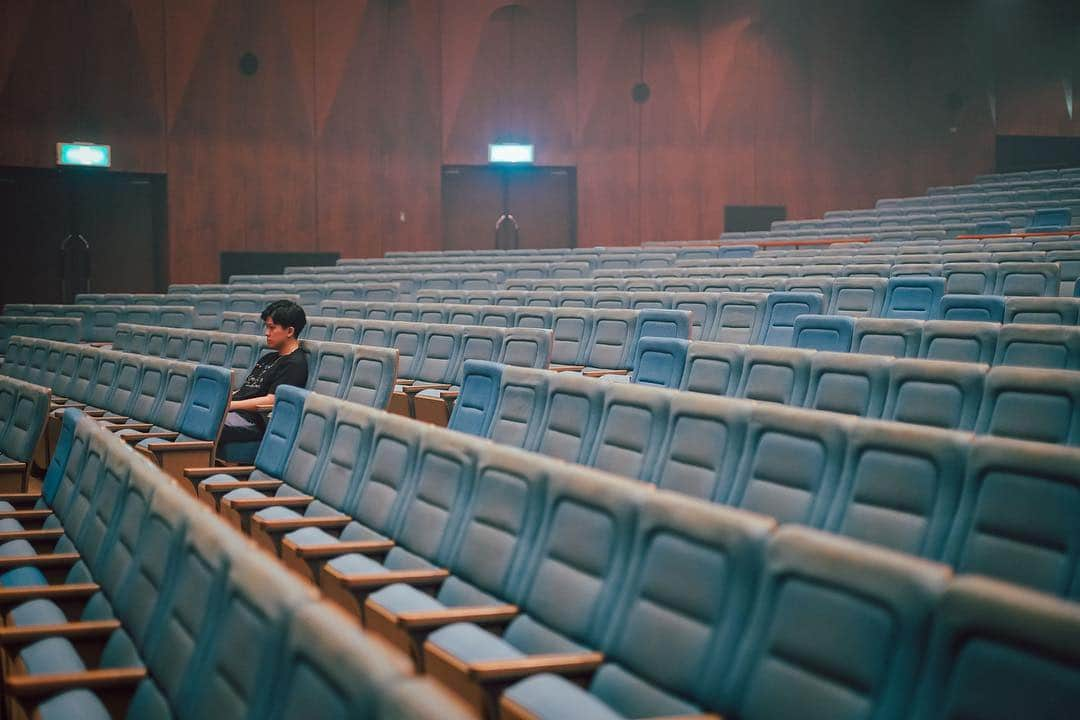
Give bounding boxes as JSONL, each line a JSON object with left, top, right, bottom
{"left": 264, "top": 319, "right": 294, "bottom": 350}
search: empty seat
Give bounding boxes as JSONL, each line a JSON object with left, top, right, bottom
{"left": 884, "top": 276, "right": 946, "bottom": 320}
{"left": 975, "top": 366, "right": 1080, "bottom": 445}
{"left": 755, "top": 292, "right": 824, "bottom": 347}
{"left": 631, "top": 337, "right": 688, "bottom": 388}
{"left": 918, "top": 321, "right": 999, "bottom": 364}
{"left": 853, "top": 318, "right": 924, "bottom": 358}
{"left": 705, "top": 293, "right": 768, "bottom": 344}
{"left": 1004, "top": 297, "right": 1080, "bottom": 325}
{"left": 992, "top": 324, "right": 1080, "bottom": 370}
{"left": 804, "top": 352, "right": 892, "bottom": 418}
{"left": 827, "top": 278, "right": 888, "bottom": 317}
{"left": 994, "top": 262, "right": 1060, "bottom": 297}
{"left": 936, "top": 294, "right": 1006, "bottom": 323}
{"left": 792, "top": 315, "right": 855, "bottom": 353}
{"left": 681, "top": 342, "right": 745, "bottom": 397}
{"left": 735, "top": 346, "right": 812, "bottom": 405}
{"left": 882, "top": 359, "right": 986, "bottom": 431}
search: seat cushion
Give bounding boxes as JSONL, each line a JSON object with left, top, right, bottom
{"left": 426, "top": 622, "right": 525, "bottom": 664}
{"left": 36, "top": 689, "right": 112, "bottom": 720}
{"left": 9, "top": 598, "right": 68, "bottom": 627}
{"left": 504, "top": 674, "right": 625, "bottom": 720}
{"left": 19, "top": 637, "right": 88, "bottom": 675}
{"left": 368, "top": 583, "right": 447, "bottom": 616}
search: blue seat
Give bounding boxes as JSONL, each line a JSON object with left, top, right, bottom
{"left": 735, "top": 346, "right": 812, "bottom": 406}
{"left": 918, "top": 321, "right": 999, "bottom": 365}
{"left": 827, "top": 278, "right": 888, "bottom": 317}
{"left": 853, "top": 318, "right": 924, "bottom": 358}
{"left": 803, "top": 352, "right": 892, "bottom": 418}
{"left": 722, "top": 526, "right": 948, "bottom": 720}
{"left": 882, "top": 359, "right": 986, "bottom": 431}
{"left": 884, "top": 277, "right": 946, "bottom": 320}
{"left": 630, "top": 337, "right": 688, "bottom": 388}
{"left": 1028, "top": 207, "right": 1071, "bottom": 231}
{"left": 974, "top": 220, "right": 1012, "bottom": 234}
{"left": 1004, "top": 297, "right": 1080, "bottom": 326}
{"left": 704, "top": 293, "right": 767, "bottom": 344}
{"left": 992, "top": 324, "right": 1080, "bottom": 370}
{"left": 587, "top": 384, "right": 668, "bottom": 482}
{"left": 501, "top": 493, "right": 773, "bottom": 719}
{"left": 936, "top": 295, "right": 1005, "bottom": 323}
{"left": 975, "top": 366, "right": 1080, "bottom": 445}
{"left": 755, "top": 292, "right": 824, "bottom": 346}
{"left": 911, "top": 576, "right": 1080, "bottom": 720}
{"left": 447, "top": 361, "right": 504, "bottom": 437}
{"left": 944, "top": 436, "right": 1080, "bottom": 598}
{"left": 533, "top": 372, "right": 606, "bottom": 464}
{"left": 792, "top": 314, "right": 855, "bottom": 353}
{"left": 681, "top": 342, "right": 745, "bottom": 397}
{"left": 994, "top": 262, "right": 1060, "bottom": 297}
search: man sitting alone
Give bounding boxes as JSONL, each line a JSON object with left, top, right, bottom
{"left": 218, "top": 300, "right": 309, "bottom": 458}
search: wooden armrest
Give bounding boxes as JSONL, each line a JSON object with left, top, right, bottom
{"left": 107, "top": 422, "right": 154, "bottom": 432}
{"left": 0, "top": 583, "right": 100, "bottom": 609}
{"left": 324, "top": 566, "right": 449, "bottom": 591}
{"left": 87, "top": 342, "right": 112, "bottom": 348}
{"left": 122, "top": 431, "right": 179, "bottom": 445}
{"left": 581, "top": 369, "right": 630, "bottom": 378}
{"left": 0, "top": 461, "right": 27, "bottom": 472}
{"left": 0, "top": 553, "right": 80, "bottom": 570}
{"left": 202, "top": 480, "right": 282, "bottom": 494}
{"left": 224, "top": 495, "right": 312, "bottom": 511}
{"left": 251, "top": 514, "right": 350, "bottom": 533}
{"left": 440, "top": 391, "right": 460, "bottom": 401}
{"left": 145, "top": 440, "right": 214, "bottom": 453}
{"left": 288, "top": 539, "right": 394, "bottom": 560}
{"left": 467, "top": 652, "right": 604, "bottom": 684}
{"left": 402, "top": 383, "right": 452, "bottom": 395}
{"left": 396, "top": 379, "right": 415, "bottom": 386}
{"left": 0, "top": 528, "right": 63, "bottom": 543}
{"left": 396, "top": 605, "right": 519, "bottom": 631}
{"left": 0, "top": 620, "right": 121, "bottom": 648}
{"left": 97, "top": 416, "right": 129, "bottom": 424}
{"left": 0, "top": 492, "right": 41, "bottom": 507}
{"left": 548, "top": 365, "right": 585, "bottom": 373}
{"left": 83, "top": 409, "right": 106, "bottom": 417}
{"left": 184, "top": 466, "right": 255, "bottom": 480}
{"left": 6, "top": 667, "right": 147, "bottom": 699}
{"left": 0, "top": 509, "right": 52, "bottom": 521}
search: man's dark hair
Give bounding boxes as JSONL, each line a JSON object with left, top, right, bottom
{"left": 261, "top": 299, "right": 307, "bottom": 338}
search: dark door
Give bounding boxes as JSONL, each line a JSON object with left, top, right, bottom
{"left": 441, "top": 165, "right": 576, "bottom": 250}
{"left": 0, "top": 167, "right": 166, "bottom": 307}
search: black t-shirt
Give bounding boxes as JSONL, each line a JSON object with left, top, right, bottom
{"left": 232, "top": 348, "right": 309, "bottom": 425}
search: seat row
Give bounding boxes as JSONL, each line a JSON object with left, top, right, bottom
{"left": 191, "top": 386, "right": 1080, "bottom": 719}
{"left": 112, "top": 323, "right": 268, "bottom": 386}
{"left": 0, "top": 375, "right": 50, "bottom": 491}
{"left": 0, "top": 409, "right": 470, "bottom": 719}
{"left": 72, "top": 292, "right": 302, "bottom": 329}
{"left": 231, "top": 271, "right": 505, "bottom": 293}
{"left": 0, "top": 316, "right": 82, "bottom": 354}
{"left": 2, "top": 304, "right": 197, "bottom": 343}
{"left": 620, "top": 337, "right": 1080, "bottom": 443}
{"left": 1, "top": 337, "right": 231, "bottom": 479}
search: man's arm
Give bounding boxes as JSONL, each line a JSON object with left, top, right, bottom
{"left": 228, "top": 395, "right": 275, "bottom": 412}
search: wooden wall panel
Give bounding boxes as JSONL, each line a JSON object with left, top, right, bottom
{"left": 1, "top": 0, "right": 1078, "bottom": 280}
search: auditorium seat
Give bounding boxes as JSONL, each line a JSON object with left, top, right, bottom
{"left": 755, "top": 292, "right": 824, "bottom": 346}
{"left": 992, "top": 324, "right": 1080, "bottom": 369}
{"left": 681, "top": 341, "right": 745, "bottom": 396}
{"left": 735, "top": 346, "right": 812, "bottom": 405}
{"left": 883, "top": 277, "right": 946, "bottom": 320}
{"left": 935, "top": 295, "right": 1006, "bottom": 323}
{"left": 804, "top": 351, "right": 892, "bottom": 417}
{"left": 706, "top": 293, "right": 768, "bottom": 344}
{"left": 918, "top": 321, "right": 1000, "bottom": 364}
{"left": 0, "top": 376, "right": 50, "bottom": 491}
{"left": 1004, "top": 297, "right": 1080, "bottom": 325}
{"left": 852, "top": 318, "right": 923, "bottom": 357}
{"left": 827, "top": 278, "right": 888, "bottom": 317}
{"left": 975, "top": 366, "right": 1080, "bottom": 445}
{"left": 994, "top": 262, "right": 1060, "bottom": 296}
{"left": 792, "top": 314, "right": 855, "bottom": 352}
{"left": 881, "top": 359, "right": 986, "bottom": 430}
{"left": 0, "top": 317, "right": 82, "bottom": 354}
{"left": 630, "top": 337, "right": 688, "bottom": 388}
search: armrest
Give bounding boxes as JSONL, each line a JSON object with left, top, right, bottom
{"left": 548, "top": 365, "right": 585, "bottom": 373}
{"left": 324, "top": 566, "right": 449, "bottom": 591}
{"left": 0, "top": 620, "right": 120, "bottom": 648}
{"left": 83, "top": 409, "right": 106, "bottom": 417}
{"left": 467, "top": 652, "right": 604, "bottom": 684}
{"left": 145, "top": 440, "right": 214, "bottom": 453}
{"left": 0, "top": 461, "right": 27, "bottom": 473}
{"left": 251, "top": 514, "right": 350, "bottom": 533}
{"left": 0, "top": 583, "right": 100, "bottom": 609}
{"left": 97, "top": 416, "right": 129, "bottom": 424}
{"left": 0, "top": 492, "right": 41, "bottom": 506}
{"left": 0, "top": 509, "right": 53, "bottom": 521}
{"left": 0, "top": 528, "right": 64, "bottom": 543}
{"left": 6, "top": 667, "right": 147, "bottom": 699}
{"left": 122, "top": 431, "right": 179, "bottom": 445}
{"left": 224, "top": 495, "right": 313, "bottom": 511}
{"left": 288, "top": 539, "right": 394, "bottom": 560}
{"left": 396, "top": 605, "right": 519, "bottom": 631}
{"left": 0, "top": 553, "right": 80, "bottom": 570}
{"left": 183, "top": 466, "right": 255, "bottom": 480}
{"left": 201, "top": 480, "right": 282, "bottom": 494}
{"left": 396, "top": 379, "right": 415, "bottom": 386}
{"left": 402, "top": 383, "right": 452, "bottom": 395}
{"left": 106, "top": 422, "right": 154, "bottom": 432}
{"left": 581, "top": 369, "right": 630, "bottom": 378}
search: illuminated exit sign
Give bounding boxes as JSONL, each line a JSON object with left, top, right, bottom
{"left": 56, "top": 142, "right": 111, "bottom": 168}
{"left": 489, "top": 143, "right": 534, "bottom": 164}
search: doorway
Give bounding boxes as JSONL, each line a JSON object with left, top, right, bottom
{"left": 0, "top": 166, "right": 167, "bottom": 307}
{"left": 441, "top": 165, "right": 576, "bottom": 251}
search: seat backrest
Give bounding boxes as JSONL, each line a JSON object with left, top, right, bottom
{"left": 593, "top": 493, "right": 773, "bottom": 716}
{"left": 825, "top": 420, "right": 967, "bottom": 558}
{"left": 726, "top": 403, "right": 850, "bottom": 525}
{"left": 755, "top": 292, "right": 824, "bottom": 347}
{"left": 534, "top": 371, "right": 606, "bottom": 464}
{"left": 631, "top": 337, "right": 688, "bottom": 388}
{"left": 852, "top": 318, "right": 924, "bottom": 358}
{"left": 447, "top": 360, "right": 503, "bottom": 438}
{"left": 992, "top": 324, "right": 1080, "bottom": 370}
{"left": 587, "top": 383, "right": 669, "bottom": 482}
{"left": 1005, "top": 297, "right": 1080, "bottom": 326}
{"left": 917, "top": 320, "right": 998, "bottom": 364}
{"left": 804, "top": 351, "right": 892, "bottom": 418}
{"left": 911, "top": 576, "right": 1080, "bottom": 720}
{"left": 724, "top": 527, "right": 950, "bottom": 720}
{"left": 884, "top": 276, "right": 946, "bottom": 320}
{"left": 0, "top": 377, "right": 50, "bottom": 463}
{"left": 936, "top": 294, "right": 1005, "bottom": 323}
{"left": 548, "top": 308, "right": 595, "bottom": 366}
{"left": 882, "top": 359, "right": 986, "bottom": 431}
{"left": 705, "top": 293, "right": 768, "bottom": 344}
{"left": 682, "top": 341, "right": 745, "bottom": 396}
{"left": 792, "top": 314, "right": 855, "bottom": 353}
{"left": 735, "top": 346, "right": 813, "bottom": 406}
{"left": 994, "top": 262, "right": 1060, "bottom": 297}
{"left": 975, "top": 366, "right": 1080, "bottom": 445}
{"left": 828, "top": 277, "right": 888, "bottom": 317}
{"left": 945, "top": 436, "right": 1080, "bottom": 598}
{"left": 498, "top": 327, "right": 552, "bottom": 369}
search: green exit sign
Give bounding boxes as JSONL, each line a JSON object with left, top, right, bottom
{"left": 56, "top": 142, "right": 111, "bottom": 168}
